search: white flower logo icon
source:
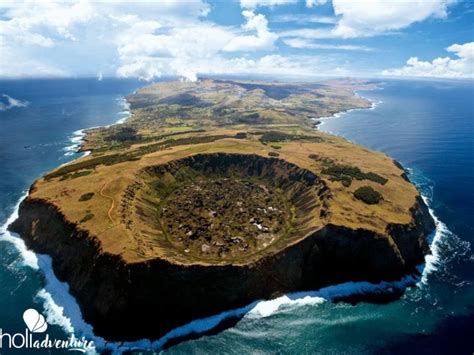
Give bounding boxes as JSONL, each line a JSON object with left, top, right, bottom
{"left": 23, "top": 308, "right": 48, "bottom": 333}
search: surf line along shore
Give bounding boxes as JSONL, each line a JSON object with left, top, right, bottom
{"left": 9, "top": 78, "right": 435, "bottom": 343}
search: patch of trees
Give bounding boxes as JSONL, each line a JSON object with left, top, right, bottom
{"left": 259, "top": 131, "right": 324, "bottom": 145}
{"left": 354, "top": 186, "right": 383, "bottom": 204}
{"left": 80, "top": 212, "right": 94, "bottom": 223}
{"left": 78, "top": 192, "right": 95, "bottom": 202}
{"left": 321, "top": 163, "right": 388, "bottom": 187}
{"left": 104, "top": 127, "right": 140, "bottom": 142}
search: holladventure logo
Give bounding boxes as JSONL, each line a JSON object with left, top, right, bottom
{"left": 0, "top": 308, "right": 94, "bottom": 353}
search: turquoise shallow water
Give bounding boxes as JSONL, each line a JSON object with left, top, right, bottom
{"left": 0, "top": 78, "right": 472, "bottom": 354}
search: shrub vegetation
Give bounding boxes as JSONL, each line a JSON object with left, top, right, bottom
{"left": 80, "top": 213, "right": 95, "bottom": 223}
{"left": 354, "top": 186, "right": 383, "bottom": 204}
{"left": 78, "top": 192, "right": 95, "bottom": 202}
{"left": 321, "top": 163, "right": 387, "bottom": 186}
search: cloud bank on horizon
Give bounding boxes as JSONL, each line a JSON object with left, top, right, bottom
{"left": 0, "top": 0, "right": 472, "bottom": 81}
{"left": 383, "top": 42, "right": 474, "bottom": 79}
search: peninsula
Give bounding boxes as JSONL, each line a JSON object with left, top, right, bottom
{"left": 10, "top": 79, "right": 435, "bottom": 341}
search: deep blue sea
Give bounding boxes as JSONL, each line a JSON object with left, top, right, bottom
{"left": 0, "top": 78, "right": 472, "bottom": 354}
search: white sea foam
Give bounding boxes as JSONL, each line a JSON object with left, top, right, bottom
{"left": 62, "top": 96, "right": 131, "bottom": 158}
{"left": 406, "top": 170, "right": 451, "bottom": 285}
{"left": 0, "top": 181, "right": 451, "bottom": 353}
{"left": 312, "top": 90, "right": 450, "bottom": 288}
{"left": 0, "top": 192, "right": 39, "bottom": 270}
{"left": 245, "top": 190, "right": 450, "bottom": 319}
{"left": 115, "top": 97, "right": 131, "bottom": 124}
{"left": 313, "top": 91, "right": 382, "bottom": 129}
{"left": 0, "top": 198, "right": 423, "bottom": 353}
{"left": 0, "top": 174, "right": 452, "bottom": 353}
{"left": 35, "top": 255, "right": 106, "bottom": 354}
{"left": 1, "top": 189, "right": 428, "bottom": 354}
{"left": 0, "top": 89, "right": 454, "bottom": 352}
{"left": 63, "top": 129, "right": 86, "bottom": 157}
{"left": 0, "top": 232, "right": 39, "bottom": 270}
{"left": 418, "top": 196, "right": 447, "bottom": 285}
{"left": 247, "top": 276, "right": 418, "bottom": 319}
{"left": 248, "top": 293, "right": 325, "bottom": 318}
{"left": 36, "top": 289, "right": 74, "bottom": 334}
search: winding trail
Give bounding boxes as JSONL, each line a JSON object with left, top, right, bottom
{"left": 100, "top": 183, "right": 115, "bottom": 223}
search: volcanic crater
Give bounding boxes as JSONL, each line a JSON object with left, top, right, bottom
{"left": 133, "top": 153, "right": 330, "bottom": 262}
{"left": 9, "top": 79, "right": 436, "bottom": 342}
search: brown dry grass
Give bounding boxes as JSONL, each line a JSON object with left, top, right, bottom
{"left": 28, "top": 79, "right": 419, "bottom": 265}
{"left": 31, "top": 133, "right": 417, "bottom": 264}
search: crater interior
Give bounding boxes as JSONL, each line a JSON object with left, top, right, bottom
{"left": 129, "top": 153, "right": 329, "bottom": 263}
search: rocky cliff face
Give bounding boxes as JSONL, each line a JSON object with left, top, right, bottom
{"left": 9, "top": 194, "right": 434, "bottom": 342}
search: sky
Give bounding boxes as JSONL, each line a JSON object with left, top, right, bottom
{"left": 0, "top": 0, "right": 473, "bottom": 81}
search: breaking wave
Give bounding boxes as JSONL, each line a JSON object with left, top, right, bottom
{"left": 62, "top": 96, "right": 131, "bottom": 158}
{"left": 0, "top": 177, "right": 456, "bottom": 353}
{"left": 63, "top": 129, "right": 86, "bottom": 157}
{"left": 0, "top": 191, "right": 38, "bottom": 270}
{"left": 313, "top": 90, "right": 382, "bottom": 130}
{"left": 115, "top": 97, "right": 131, "bottom": 124}
{"left": 0, "top": 89, "right": 465, "bottom": 353}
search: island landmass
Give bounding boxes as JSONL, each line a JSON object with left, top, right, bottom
{"left": 10, "top": 79, "right": 435, "bottom": 341}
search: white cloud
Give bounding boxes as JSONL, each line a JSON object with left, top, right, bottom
{"left": 0, "top": 39, "right": 69, "bottom": 78}
{"left": 0, "top": 0, "right": 284, "bottom": 80}
{"left": 331, "top": 0, "right": 455, "bottom": 38}
{"left": 171, "top": 54, "right": 329, "bottom": 78}
{"left": 95, "top": 0, "right": 210, "bottom": 24}
{"left": 240, "top": 0, "right": 297, "bottom": 9}
{"left": 226, "top": 54, "right": 307, "bottom": 75}
{"left": 0, "top": 1, "right": 96, "bottom": 44}
{"left": 272, "top": 14, "right": 337, "bottom": 24}
{"left": 281, "top": 0, "right": 456, "bottom": 39}
{"left": 0, "top": 1, "right": 102, "bottom": 77}
{"left": 118, "top": 53, "right": 339, "bottom": 82}
{"left": 116, "top": 57, "right": 164, "bottom": 81}
{"left": 382, "top": 42, "right": 474, "bottom": 79}
{"left": 116, "top": 22, "right": 235, "bottom": 81}
{"left": 306, "top": 0, "right": 327, "bottom": 8}
{"left": 284, "top": 38, "right": 372, "bottom": 51}
{"left": 280, "top": 28, "right": 335, "bottom": 39}
{"left": 1, "top": 0, "right": 462, "bottom": 81}
{"left": 0, "top": 0, "right": 213, "bottom": 79}
{"left": 223, "top": 11, "right": 277, "bottom": 52}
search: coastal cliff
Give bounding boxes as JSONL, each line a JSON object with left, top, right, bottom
{"left": 9, "top": 193, "right": 434, "bottom": 341}
{"left": 8, "top": 79, "right": 436, "bottom": 342}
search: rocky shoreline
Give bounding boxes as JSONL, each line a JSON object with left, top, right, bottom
{"left": 8, "top": 78, "right": 436, "bottom": 343}
{"left": 9, "top": 192, "right": 434, "bottom": 341}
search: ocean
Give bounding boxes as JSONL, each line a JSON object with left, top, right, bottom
{"left": 0, "top": 78, "right": 472, "bottom": 354}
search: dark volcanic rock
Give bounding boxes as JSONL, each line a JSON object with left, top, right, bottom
{"left": 9, "top": 192, "right": 434, "bottom": 342}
